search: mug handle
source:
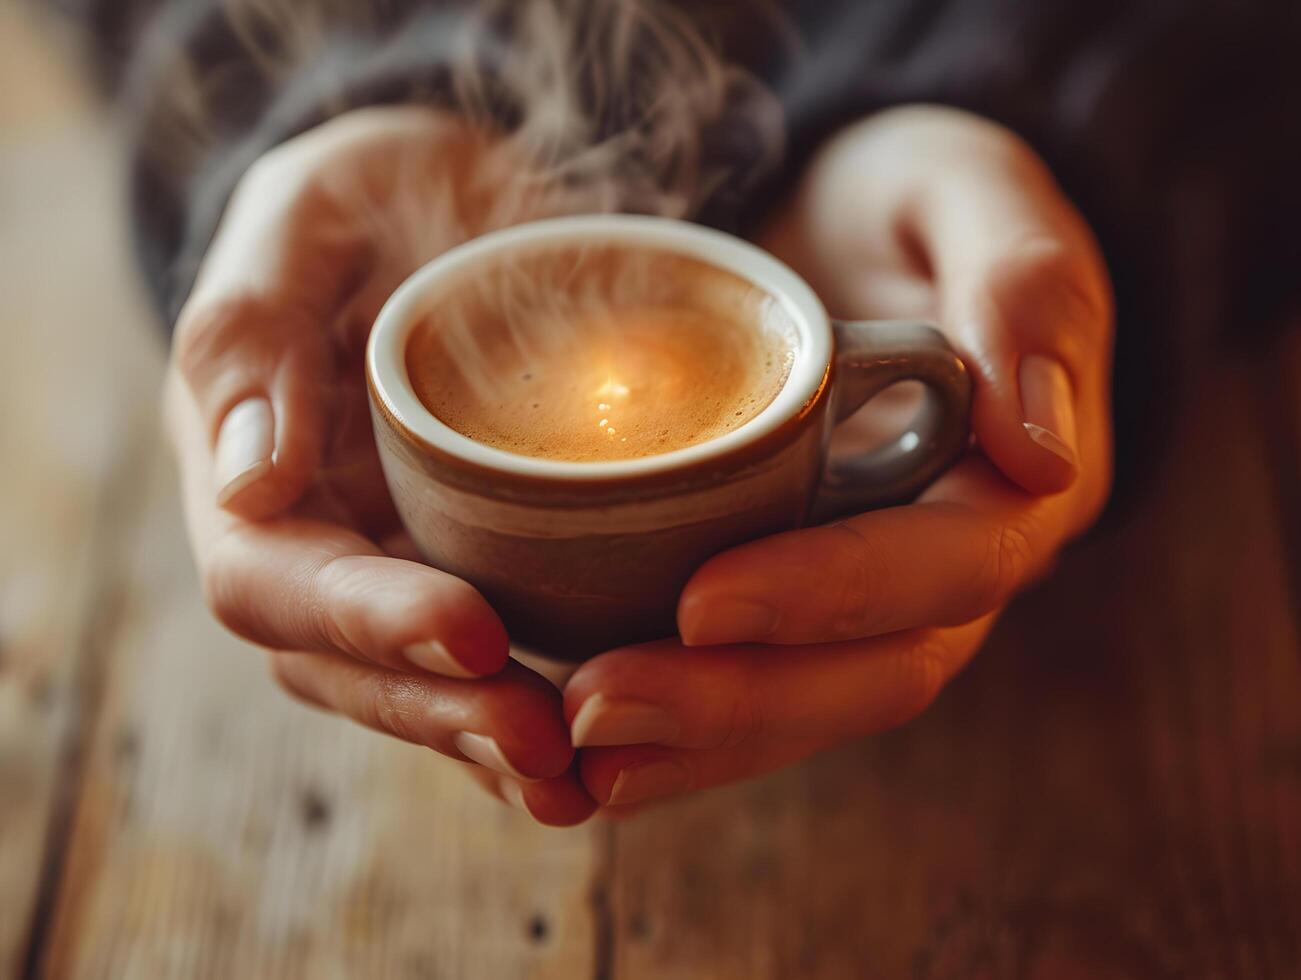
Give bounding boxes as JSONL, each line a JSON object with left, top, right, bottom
{"left": 813, "top": 319, "right": 973, "bottom": 521}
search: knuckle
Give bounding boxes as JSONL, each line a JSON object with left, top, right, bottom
{"left": 307, "top": 597, "right": 356, "bottom": 662}
{"left": 825, "top": 522, "right": 888, "bottom": 639}
{"left": 239, "top": 145, "right": 291, "bottom": 189}
{"left": 976, "top": 519, "right": 1035, "bottom": 613}
{"left": 988, "top": 237, "right": 1075, "bottom": 303}
{"left": 309, "top": 556, "right": 369, "bottom": 658}
{"left": 675, "top": 655, "right": 762, "bottom": 750}
{"left": 871, "top": 106, "right": 1039, "bottom": 170}
{"left": 364, "top": 672, "right": 428, "bottom": 746}
{"left": 998, "top": 236, "right": 1077, "bottom": 286}
{"left": 986, "top": 237, "right": 1110, "bottom": 347}
{"left": 234, "top": 141, "right": 321, "bottom": 210}
{"left": 966, "top": 115, "right": 1046, "bottom": 176}
{"left": 719, "top": 664, "right": 765, "bottom": 750}
{"left": 172, "top": 293, "right": 277, "bottom": 382}
{"left": 170, "top": 302, "right": 216, "bottom": 380}
{"left": 201, "top": 527, "right": 338, "bottom": 653}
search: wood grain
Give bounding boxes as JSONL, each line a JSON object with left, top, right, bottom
{"left": 2, "top": 13, "right": 602, "bottom": 979}
{"left": 3, "top": 5, "right": 1299, "bottom": 978}
{"left": 35, "top": 440, "right": 602, "bottom": 979}
{"left": 605, "top": 357, "right": 1301, "bottom": 979}
{"left": 0, "top": 4, "right": 158, "bottom": 975}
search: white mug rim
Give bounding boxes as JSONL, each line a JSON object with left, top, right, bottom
{"left": 366, "top": 214, "right": 831, "bottom": 481}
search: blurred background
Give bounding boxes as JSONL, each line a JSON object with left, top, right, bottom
{"left": 1, "top": 0, "right": 1298, "bottom": 978}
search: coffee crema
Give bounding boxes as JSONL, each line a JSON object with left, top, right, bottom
{"left": 405, "top": 248, "right": 795, "bottom": 463}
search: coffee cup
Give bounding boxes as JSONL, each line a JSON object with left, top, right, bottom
{"left": 367, "top": 215, "right": 971, "bottom": 661}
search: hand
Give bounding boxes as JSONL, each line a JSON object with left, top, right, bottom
{"left": 565, "top": 106, "right": 1114, "bottom": 812}
{"left": 167, "top": 107, "right": 594, "bottom": 825}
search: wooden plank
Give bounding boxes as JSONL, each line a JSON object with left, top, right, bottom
{"left": 3, "top": 9, "right": 601, "bottom": 978}
{"left": 607, "top": 357, "right": 1301, "bottom": 979}
{"left": 37, "top": 437, "right": 601, "bottom": 979}
{"left": 7, "top": 4, "right": 1297, "bottom": 975}
{"left": 0, "top": 4, "right": 160, "bottom": 975}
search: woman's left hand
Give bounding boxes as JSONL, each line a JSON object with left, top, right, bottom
{"left": 564, "top": 106, "right": 1115, "bottom": 812}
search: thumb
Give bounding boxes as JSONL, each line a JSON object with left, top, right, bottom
{"left": 912, "top": 144, "right": 1111, "bottom": 496}
{"left": 172, "top": 151, "right": 370, "bottom": 520}
{"left": 174, "top": 296, "right": 334, "bottom": 520}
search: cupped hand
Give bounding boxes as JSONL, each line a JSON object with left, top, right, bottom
{"left": 566, "top": 106, "right": 1114, "bottom": 812}
{"left": 167, "top": 106, "right": 594, "bottom": 826}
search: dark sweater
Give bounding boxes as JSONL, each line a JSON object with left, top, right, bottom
{"left": 53, "top": 0, "right": 1301, "bottom": 500}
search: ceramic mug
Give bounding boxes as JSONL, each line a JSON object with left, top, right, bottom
{"left": 367, "top": 215, "right": 972, "bottom": 661}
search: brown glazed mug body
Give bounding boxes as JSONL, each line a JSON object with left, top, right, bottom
{"left": 367, "top": 216, "right": 971, "bottom": 661}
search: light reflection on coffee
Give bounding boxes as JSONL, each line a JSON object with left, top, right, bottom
{"left": 406, "top": 248, "right": 796, "bottom": 462}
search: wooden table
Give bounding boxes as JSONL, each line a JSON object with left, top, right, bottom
{"left": 2, "top": 6, "right": 1298, "bottom": 977}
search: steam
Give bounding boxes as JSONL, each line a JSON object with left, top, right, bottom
{"left": 406, "top": 247, "right": 798, "bottom": 462}
{"left": 127, "top": 0, "right": 786, "bottom": 275}
{"left": 302, "top": 0, "right": 791, "bottom": 421}
{"left": 125, "top": 0, "right": 789, "bottom": 459}
{"left": 457, "top": 0, "right": 784, "bottom": 219}
{"left": 364, "top": 0, "right": 784, "bottom": 275}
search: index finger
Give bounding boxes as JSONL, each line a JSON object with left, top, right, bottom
{"left": 678, "top": 456, "right": 1087, "bottom": 647}
{"left": 167, "top": 371, "right": 509, "bottom": 678}
{"left": 566, "top": 616, "right": 997, "bottom": 751}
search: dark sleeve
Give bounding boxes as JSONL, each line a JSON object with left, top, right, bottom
{"left": 54, "top": 0, "right": 1301, "bottom": 366}
{"left": 51, "top": 1, "right": 488, "bottom": 321}
{"left": 51, "top": 0, "right": 788, "bottom": 325}
{"left": 744, "top": 0, "right": 1301, "bottom": 505}
{"left": 749, "top": 1, "right": 1301, "bottom": 337}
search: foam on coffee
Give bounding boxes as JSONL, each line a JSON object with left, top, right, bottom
{"left": 405, "top": 247, "right": 796, "bottom": 463}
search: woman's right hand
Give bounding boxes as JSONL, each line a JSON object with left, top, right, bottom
{"left": 166, "top": 106, "right": 595, "bottom": 826}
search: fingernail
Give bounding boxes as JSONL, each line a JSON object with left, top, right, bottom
{"left": 453, "top": 732, "right": 534, "bottom": 781}
{"left": 215, "top": 397, "right": 274, "bottom": 505}
{"left": 403, "top": 641, "right": 476, "bottom": 678}
{"left": 1019, "top": 355, "right": 1078, "bottom": 470}
{"left": 570, "top": 694, "right": 679, "bottom": 747}
{"left": 608, "top": 759, "right": 691, "bottom": 807}
{"left": 679, "top": 597, "right": 778, "bottom": 646}
{"left": 499, "top": 779, "right": 531, "bottom": 814}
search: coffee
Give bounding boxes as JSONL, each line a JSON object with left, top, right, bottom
{"left": 372, "top": 214, "right": 972, "bottom": 660}
{"left": 405, "top": 248, "right": 795, "bottom": 462}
